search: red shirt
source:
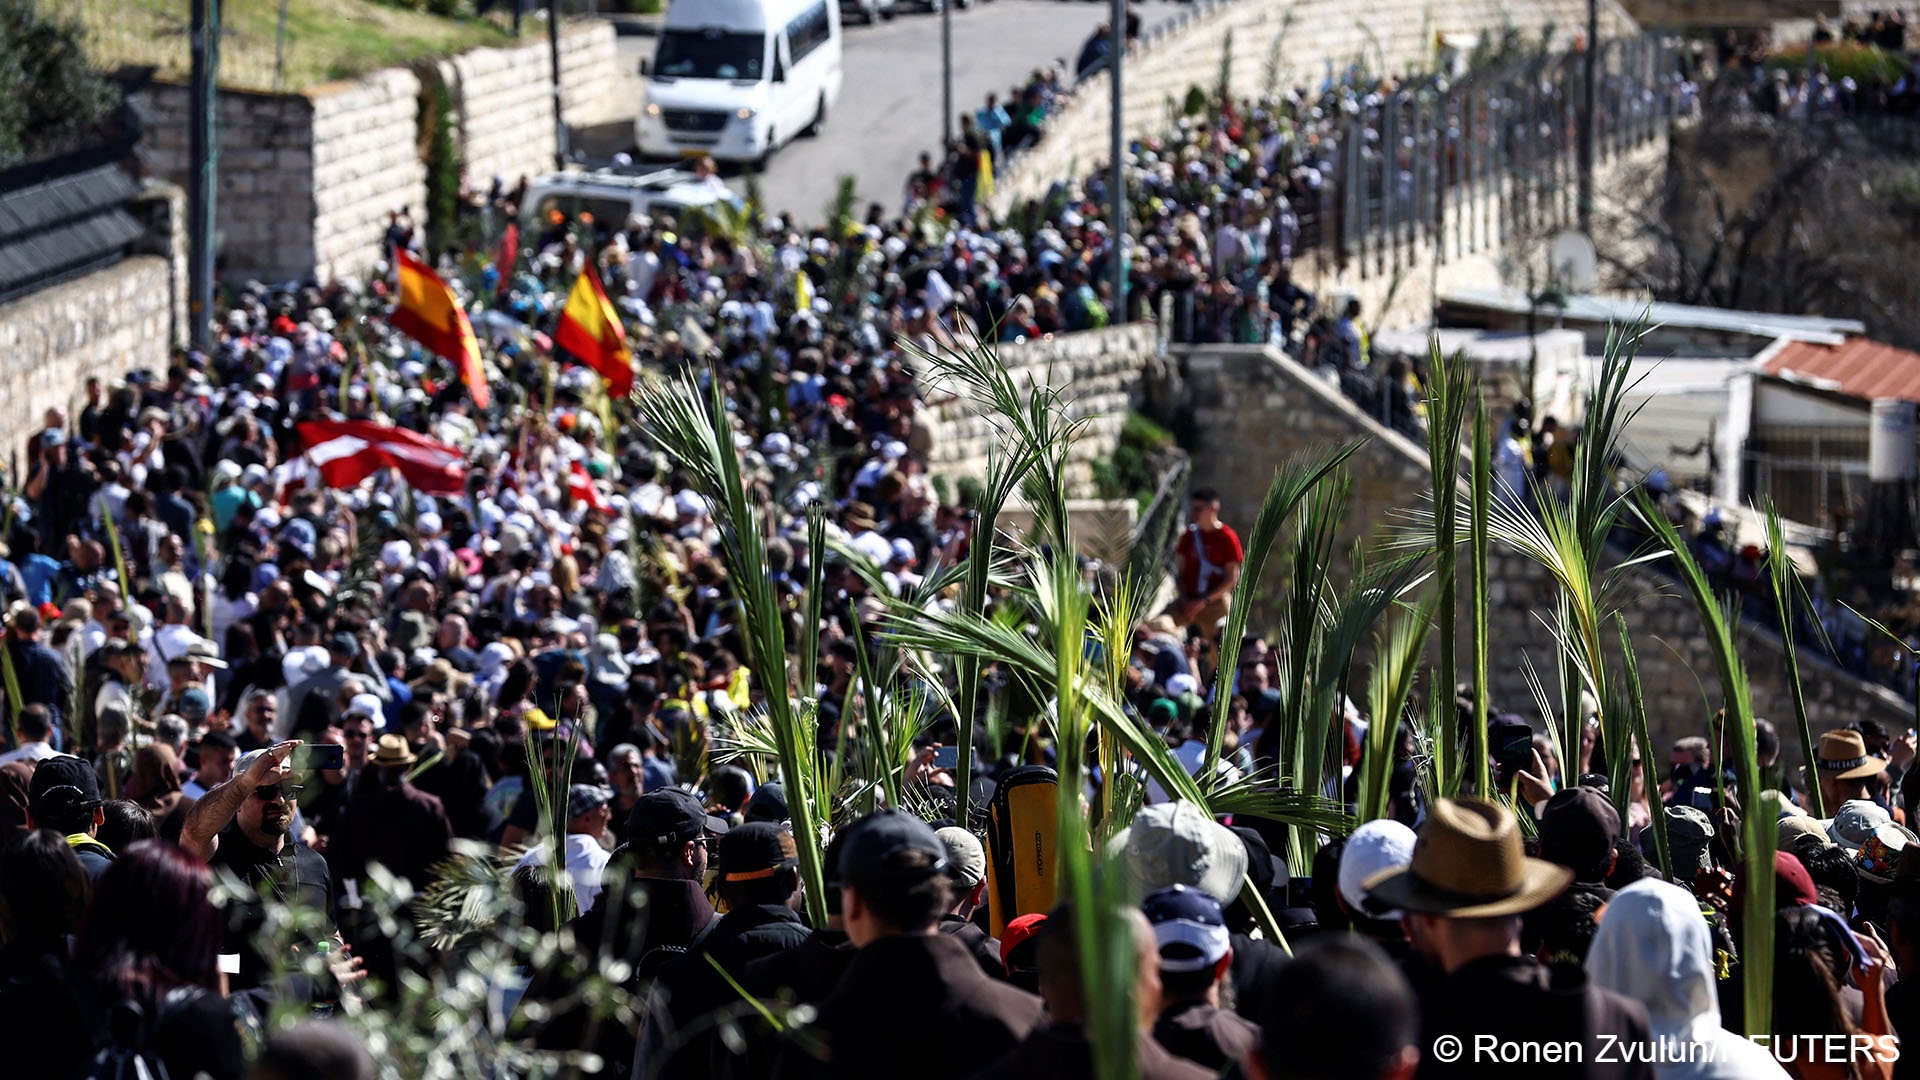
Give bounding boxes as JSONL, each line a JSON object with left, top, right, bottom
{"left": 1174, "top": 522, "right": 1244, "bottom": 597}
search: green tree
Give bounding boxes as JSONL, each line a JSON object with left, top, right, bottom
{"left": 0, "top": 0, "right": 120, "bottom": 168}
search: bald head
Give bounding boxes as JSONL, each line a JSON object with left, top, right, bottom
{"left": 1035, "top": 904, "right": 1161, "bottom": 1029}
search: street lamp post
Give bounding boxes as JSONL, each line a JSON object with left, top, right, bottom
{"left": 1108, "top": 0, "right": 1127, "bottom": 322}
{"left": 942, "top": 1, "right": 954, "bottom": 148}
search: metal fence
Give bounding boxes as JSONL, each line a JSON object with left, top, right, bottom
{"left": 1291, "top": 34, "right": 1688, "bottom": 283}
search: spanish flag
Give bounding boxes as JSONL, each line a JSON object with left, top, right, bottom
{"left": 391, "top": 249, "right": 489, "bottom": 409}
{"left": 553, "top": 263, "right": 634, "bottom": 398}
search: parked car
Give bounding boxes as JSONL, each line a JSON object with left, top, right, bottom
{"left": 839, "top": 0, "right": 899, "bottom": 22}
{"left": 517, "top": 167, "right": 742, "bottom": 233}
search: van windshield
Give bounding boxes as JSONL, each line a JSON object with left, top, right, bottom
{"left": 655, "top": 29, "right": 765, "bottom": 81}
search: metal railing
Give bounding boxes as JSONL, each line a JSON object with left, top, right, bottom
{"left": 1296, "top": 34, "right": 1687, "bottom": 282}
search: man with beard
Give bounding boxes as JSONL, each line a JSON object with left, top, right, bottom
{"left": 180, "top": 740, "right": 342, "bottom": 994}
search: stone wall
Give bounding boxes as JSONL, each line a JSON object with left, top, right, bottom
{"left": 440, "top": 20, "right": 621, "bottom": 196}
{"left": 133, "top": 21, "right": 620, "bottom": 284}
{"left": 1476, "top": 543, "right": 1910, "bottom": 776}
{"left": 134, "top": 83, "right": 322, "bottom": 282}
{"left": 1169, "top": 344, "right": 1908, "bottom": 776}
{"left": 1169, "top": 345, "right": 1434, "bottom": 629}
{"left": 0, "top": 257, "right": 177, "bottom": 455}
{"left": 994, "top": 0, "right": 1641, "bottom": 212}
{"left": 923, "top": 324, "right": 1163, "bottom": 497}
{"left": 310, "top": 69, "right": 428, "bottom": 283}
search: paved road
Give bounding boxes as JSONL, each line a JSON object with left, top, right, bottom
{"left": 610, "top": 1, "right": 1171, "bottom": 221}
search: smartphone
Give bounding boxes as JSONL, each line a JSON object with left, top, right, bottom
{"left": 1690, "top": 786, "right": 1716, "bottom": 811}
{"left": 290, "top": 744, "right": 346, "bottom": 771}
{"left": 931, "top": 745, "right": 960, "bottom": 770}
{"left": 1491, "top": 718, "right": 1534, "bottom": 788}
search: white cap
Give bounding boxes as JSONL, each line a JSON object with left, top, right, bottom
{"left": 379, "top": 540, "right": 413, "bottom": 570}
{"left": 1338, "top": 819, "right": 1417, "bottom": 921}
{"left": 345, "top": 693, "right": 385, "bottom": 721}
{"left": 417, "top": 511, "right": 442, "bottom": 537}
{"left": 1163, "top": 672, "right": 1200, "bottom": 698}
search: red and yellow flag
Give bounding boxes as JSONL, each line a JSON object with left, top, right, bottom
{"left": 553, "top": 263, "right": 634, "bottom": 398}
{"left": 391, "top": 249, "right": 489, "bottom": 409}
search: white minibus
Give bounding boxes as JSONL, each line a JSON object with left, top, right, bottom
{"left": 637, "top": 0, "right": 843, "bottom": 166}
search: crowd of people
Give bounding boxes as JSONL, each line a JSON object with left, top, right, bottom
{"left": 0, "top": 12, "right": 1905, "bottom": 1080}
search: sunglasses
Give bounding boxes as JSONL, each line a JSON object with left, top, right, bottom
{"left": 253, "top": 785, "right": 291, "bottom": 803}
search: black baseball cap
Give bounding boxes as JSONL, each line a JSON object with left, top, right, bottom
{"left": 743, "top": 781, "right": 788, "bottom": 824}
{"left": 29, "top": 755, "right": 103, "bottom": 818}
{"left": 837, "top": 809, "right": 947, "bottom": 882}
{"left": 1538, "top": 786, "right": 1621, "bottom": 881}
{"left": 718, "top": 822, "right": 799, "bottom": 882}
{"left": 627, "top": 787, "right": 728, "bottom": 847}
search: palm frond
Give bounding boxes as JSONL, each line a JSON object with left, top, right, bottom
{"left": 630, "top": 371, "right": 831, "bottom": 926}
{"left": 1634, "top": 492, "right": 1772, "bottom": 1036}
{"left": 1762, "top": 499, "right": 1824, "bottom": 817}
{"left": 1360, "top": 595, "right": 1436, "bottom": 823}
{"left": 1204, "top": 439, "right": 1367, "bottom": 780}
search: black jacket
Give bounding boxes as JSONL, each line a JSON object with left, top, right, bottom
{"left": 1414, "top": 953, "right": 1656, "bottom": 1080}
{"left": 779, "top": 931, "right": 1042, "bottom": 1079}
{"left": 743, "top": 927, "right": 855, "bottom": 1006}
{"left": 651, "top": 903, "right": 812, "bottom": 1080}
{"left": 940, "top": 912, "right": 1005, "bottom": 980}
{"left": 1226, "top": 930, "right": 1287, "bottom": 1022}
{"left": 1153, "top": 1000, "right": 1258, "bottom": 1074}
{"left": 964, "top": 1023, "right": 1214, "bottom": 1080}
{"left": 526, "top": 875, "right": 718, "bottom": 1078}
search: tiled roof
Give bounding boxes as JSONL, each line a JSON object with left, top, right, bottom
{"left": 1762, "top": 337, "right": 1920, "bottom": 404}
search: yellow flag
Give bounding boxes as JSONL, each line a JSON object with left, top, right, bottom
{"left": 794, "top": 269, "right": 814, "bottom": 314}
{"left": 975, "top": 149, "right": 995, "bottom": 205}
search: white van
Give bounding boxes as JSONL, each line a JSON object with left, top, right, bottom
{"left": 637, "top": 0, "right": 843, "bottom": 166}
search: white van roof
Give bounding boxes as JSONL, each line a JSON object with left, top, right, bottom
{"left": 662, "top": 0, "right": 818, "bottom": 32}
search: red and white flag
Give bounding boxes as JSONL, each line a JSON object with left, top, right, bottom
{"left": 296, "top": 418, "right": 467, "bottom": 496}
{"left": 568, "top": 460, "right": 610, "bottom": 513}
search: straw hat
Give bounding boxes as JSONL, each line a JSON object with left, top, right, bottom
{"left": 1816, "top": 729, "right": 1887, "bottom": 782}
{"left": 369, "top": 734, "right": 417, "bottom": 768}
{"left": 1365, "top": 798, "right": 1573, "bottom": 918}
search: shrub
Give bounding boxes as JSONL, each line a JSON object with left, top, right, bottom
{"left": 0, "top": 0, "right": 120, "bottom": 169}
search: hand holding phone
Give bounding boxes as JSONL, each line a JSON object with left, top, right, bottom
{"left": 289, "top": 744, "right": 346, "bottom": 772}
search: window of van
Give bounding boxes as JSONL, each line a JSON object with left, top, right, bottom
{"left": 655, "top": 28, "right": 766, "bottom": 81}
{"left": 531, "top": 195, "right": 635, "bottom": 232}
{"left": 787, "top": 2, "right": 832, "bottom": 65}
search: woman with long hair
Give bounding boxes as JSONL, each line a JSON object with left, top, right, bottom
{"left": 0, "top": 830, "right": 93, "bottom": 1076}
{"left": 1771, "top": 905, "right": 1896, "bottom": 1080}
{"left": 72, "top": 841, "right": 245, "bottom": 1079}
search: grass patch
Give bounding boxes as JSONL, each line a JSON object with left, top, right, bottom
{"left": 1092, "top": 411, "right": 1178, "bottom": 508}
{"left": 76, "top": 0, "right": 519, "bottom": 92}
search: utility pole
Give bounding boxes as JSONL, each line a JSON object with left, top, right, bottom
{"left": 941, "top": 0, "right": 954, "bottom": 148}
{"left": 548, "top": 0, "right": 567, "bottom": 169}
{"left": 1576, "top": 0, "right": 1597, "bottom": 236}
{"left": 188, "top": 0, "right": 219, "bottom": 353}
{"left": 1108, "top": 0, "right": 1127, "bottom": 323}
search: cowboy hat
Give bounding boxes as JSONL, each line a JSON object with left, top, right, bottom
{"left": 370, "top": 734, "right": 417, "bottom": 768}
{"left": 842, "top": 501, "right": 878, "bottom": 531}
{"left": 1365, "top": 797, "right": 1573, "bottom": 918}
{"left": 1816, "top": 730, "right": 1888, "bottom": 782}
